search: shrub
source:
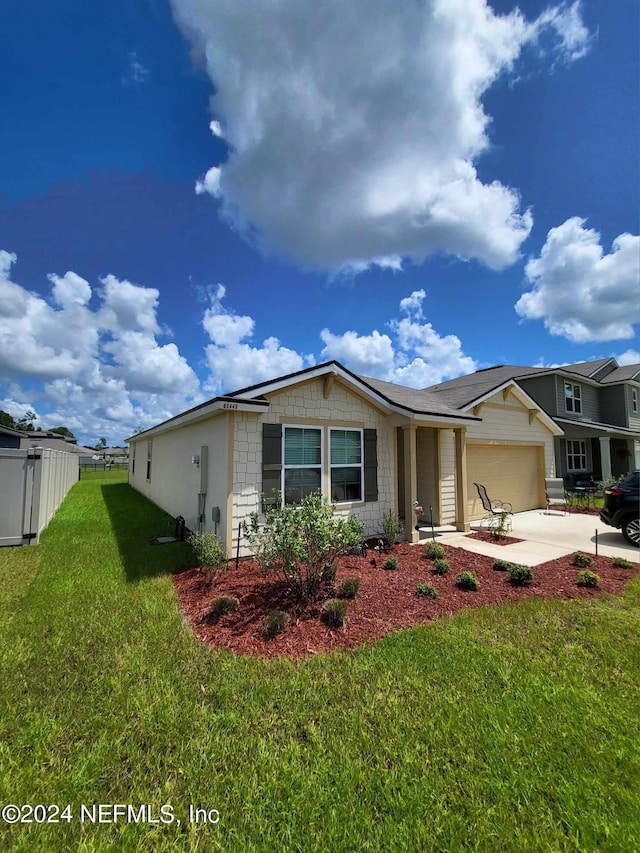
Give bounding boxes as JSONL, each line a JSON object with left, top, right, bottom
{"left": 337, "top": 577, "right": 361, "bottom": 599}
{"left": 572, "top": 552, "right": 593, "bottom": 568}
{"left": 321, "top": 598, "right": 348, "bottom": 628}
{"left": 416, "top": 583, "right": 439, "bottom": 599}
{"left": 488, "top": 511, "right": 510, "bottom": 539}
{"left": 243, "top": 491, "right": 365, "bottom": 600}
{"left": 263, "top": 610, "right": 290, "bottom": 638}
{"left": 456, "top": 571, "right": 480, "bottom": 591}
{"left": 577, "top": 570, "right": 600, "bottom": 588}
{"left": 432, "top": 558, "right": 450, "bottom": 575}
{"left": 493, "top": 559, "right": 514, "bottom": 572}
{"left": 508, "top": 564, "right": 534, "bottom": 586}
{"left": 423, "top": 541, "right": 445, "bottom": 560}
{"left": 383, "top": 558, "right": 398, "bottom": 571}
{"left": 208, "top": 595, "right": 238, "bottom": 617}
{"left": 613, "top": 557, "right": 634, "bottom": 569}
{"left": 380, "top": 510, "right": 403, "bottom": 545}
{"left": 188, "top": 530, "right": 228, "bottom": 576}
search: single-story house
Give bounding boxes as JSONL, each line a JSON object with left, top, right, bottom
{"left": 127, "top": 361, "right": 563, "bottom": 556}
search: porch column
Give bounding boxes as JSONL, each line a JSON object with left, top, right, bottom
{"left": 634, "top": 441, "right": 640, "bottom": 470}
{"left": 402, "top": 424, "right": 419, "bottom": 543}
{"left": 599, "top": 436, "right": 612, "bottom": 481}
{"left": 454, "top": 427, "right": 470, "bottom": 532}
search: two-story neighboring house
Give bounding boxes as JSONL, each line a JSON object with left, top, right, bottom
{"left": 426, "top": 358, "right": 640, "bottom": 485}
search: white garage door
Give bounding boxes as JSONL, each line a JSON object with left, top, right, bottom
{"left": 468, "top": 444, "right": 544, "bottom": 520}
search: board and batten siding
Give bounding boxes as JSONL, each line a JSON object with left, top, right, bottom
{"left": 129, "top": 414, "right": 231, "bottom": 544}
{"left": 231, "top": 377, "right": 396, "bottom": 557}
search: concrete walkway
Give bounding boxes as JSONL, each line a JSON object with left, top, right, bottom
{"left": 418, "top": 510, "right": 639, "bottom": 566}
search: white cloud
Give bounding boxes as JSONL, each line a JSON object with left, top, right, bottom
{"left": 515, "top": 218, "right": 640, "bottom": 342}
{"left": 173, "top": 0, "right": 589, "bottom": 272}
{"left": 202, "top": 284, "right": 314, "bottom": 392}
{"left": 616, "top": 349, "right": 640, "bottom": 367}
{"left": 0, "top": 252, "right": 201, "bottom": 443}
{"left": 321, "top": 289, "right": 476, "bottom": 386}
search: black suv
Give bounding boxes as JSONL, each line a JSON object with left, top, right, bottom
{"left": 600, "top": 470, "right": 640, "bottom": 547}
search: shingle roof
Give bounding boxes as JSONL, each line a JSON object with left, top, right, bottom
{"left": 560, "top": 358, "right": 615, "bottom": 378}
{"left": 599, "top": 364, "right": 640, "bottom": 383}
{"left": 425, "top": 365, "right": 548, "bottom": 408}
{"left": 357, "top": 374, "right": 474, "bottom": 418}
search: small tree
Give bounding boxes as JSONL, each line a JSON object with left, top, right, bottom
{"left": 243, "top": 491, "right": 364, "bottom": 600}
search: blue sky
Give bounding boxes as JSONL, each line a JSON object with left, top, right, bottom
{"left": 0, "top": 0, "right": 638, "bottom": 446}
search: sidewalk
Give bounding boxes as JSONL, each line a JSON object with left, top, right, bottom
{"left": 417, "top": 510, "right": 639, "bottom": 566}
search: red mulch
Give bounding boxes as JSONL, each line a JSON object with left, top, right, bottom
{"left": 172, "top": 544, "right": 637, "bottom": 660}
{"left": 467, "top": 531, "right": 525, "bottom": 546}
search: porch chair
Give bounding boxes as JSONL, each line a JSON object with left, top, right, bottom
{"left": 473, "top": 483, "right": 513, "bottom": 531}
{"left": 545, "top": 477, "right": 569, "bottom": 514}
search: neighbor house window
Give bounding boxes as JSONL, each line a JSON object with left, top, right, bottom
{"left": 146, "top": 439, "right": 152, "bottom": 480}
{"left": 330, "top": 428, "right": 363, "bottom": 503}
{"left": 564, "top": 382, "right": 582, "bottom": 414}
{"left": 566, "top": 439, "right": 587, "bottom": 471}
{"left": 283, "top": 427, "right": 322, "bottom": 505}
{"left": 632, "top": 389, "right": 638, "bottom": 414}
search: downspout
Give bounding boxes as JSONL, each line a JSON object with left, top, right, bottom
{"left": 198, "top": 445, "right": 208, "bottom": 532}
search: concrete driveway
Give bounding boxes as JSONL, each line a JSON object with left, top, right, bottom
{"left": 427, "top": 509, "right": 639, "bottom": 566}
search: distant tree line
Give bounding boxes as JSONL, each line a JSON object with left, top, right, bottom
{"left": 0, "top": 409, "right": 76, "bottom": 440}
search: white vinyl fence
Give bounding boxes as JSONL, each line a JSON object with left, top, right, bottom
{"left": 0, "top": 448, "right": 79, "bottom": 546}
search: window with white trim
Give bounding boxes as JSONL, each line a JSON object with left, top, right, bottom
{"left": 146, "top": 439, "right": 152, "bottom": 480}
{"left": 564, "top": 381, "right": 582, "bottom": 413}
{"left": 632, "top": 388, "right": 638, "bottom": 414}
{"left": 330, "top": 428, "right": 363, "bottom": 503}
{"left": 283, "top": 427, "right": 322, "bottom": 505}
{"left": 566, "top": 439, "right": 587, "bottom": 471}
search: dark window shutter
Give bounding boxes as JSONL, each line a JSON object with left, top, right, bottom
{"left": 363, "top": 428, "right": 378, "bottom": 502}
{"left": 262, "top": 423, "right": 282, "bottom": 505}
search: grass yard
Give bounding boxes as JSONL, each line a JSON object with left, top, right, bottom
{"left": 0, "top": 472, "right": 639, "bottom": 852}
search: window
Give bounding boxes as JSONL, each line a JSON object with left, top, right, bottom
{"left": 283, "top": 427, "right": 322, "bottom": 505}
{"left": 564, "top": 382, "right": 582, "bottom": 414}
{"left": 566, "top": 439, "right": 587, "bottom": 471}
{"left": 131, "top": 444, "right": 136, "bottom": 475}
{"left": 632, "top": 388, "right": 638, "bottom": 414}
{"left": 146, "top": 439, "right": 152, "bottom": 480}
{"left": 330, "top": 428, "right": 363, "bottom": 503}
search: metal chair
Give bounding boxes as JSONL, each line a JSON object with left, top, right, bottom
{"left": 544, "top": 478, "right": 568, "bottom": 515}
{"left": 474, "top": 483, "right": 513, "bottom": 516}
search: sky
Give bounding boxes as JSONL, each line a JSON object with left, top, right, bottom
{"left": 0, "top": 0, "right": 638, "bottom": 447}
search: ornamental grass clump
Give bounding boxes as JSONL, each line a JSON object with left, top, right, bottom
{"left": 243, "top": 491, "right": 364, "bottom": 600}
{"left": 416, "top": 583, "right": 439, "bottom": 599}
{"left": 613, "top": 557, "right": 634, "bottom": 569}
{"left": 432, "top": 558, "right": 450, "bottom": 576}
{"left": 577, "top": 570, "right": 600, "bottom": 588}
{"left": 423, "top": 541, "right": 445, "bottom": 560}
{"left": 262, "top": 610, "right": 290, "bottom": 638}
{"left": 508, "top": 565, "right": 534, "bottom": 586}
{"left": 456, "top": 571, "right": 480, "bottom": 591}
{"left": 572, "top": 552, "right": 593, "bottom": 568}
{"left": 337, "top": 578, "right": 361, "bottom": 599}
{"left": 208, "top": 595, "right": 238, "bottom": 618}
{"left": 321, "top": 598, "right": 348, "bottom": 628}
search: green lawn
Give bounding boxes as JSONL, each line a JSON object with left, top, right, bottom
{"left": 1, "top": 472, "right": 639, "bottom": 852}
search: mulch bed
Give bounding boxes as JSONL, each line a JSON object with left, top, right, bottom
{"left": 467, "top": 531, "right": 525, "bottom": 546}
{"left": 173, "top": 544, "right": 638, "bottom": 660}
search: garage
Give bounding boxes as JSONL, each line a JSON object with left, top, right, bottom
{"left": 467, "top": 443, "right": 544, "bottom": 520}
